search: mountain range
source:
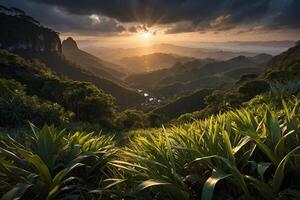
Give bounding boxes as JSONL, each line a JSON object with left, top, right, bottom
{"left": 82, "top": 43, "right": 259, "bottom": 65}
{"left": 126, "top": 54, "right": 271, "bottom": 98}
{"left": 150, "top": 42, "right": 300, "bottom": 120}
{"left": 120, "top": 52, "right": 194, "bottom": 74}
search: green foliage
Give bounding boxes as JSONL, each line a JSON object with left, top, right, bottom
{"left": 0, "top": 78, "right": 72, "bottom": 127}
{"left": 265, "top": 43, "right": 300, "bottom": 70}
{"left": 111, "top": 95, "right": 300, "bottom": 199}
{"left": 116, "top": 109, "right": 150, "bottom": 130}
{"left": 0, "top": 49, "right": 116, "bottom": 127}
{"left": 61, "top": 81, "right": 116, "bottom": 125}
{"left": 265, "top": 69, "right": 300, "bottom": 83}
{"left": 0, "top": 78, "right": 25, "bottom": 97}
{"left": 0, "top": 125, "right": 116, "bottom": 199}
{"left": 269, "top": 81, "right": 300, "bottom": 97}
{"left": 238, "top": 80, "right": 270, "bottom": 99}
{"left": 177, "top": 89, "right": 244, "bottom": 123}
{"left": 153, "top": 89, "right": 213, "bottom": 119}
{"left": 235, "top": 73, "right": 258, "bottom": 85}
{"left": 1, "top": 93, "right": 300, "bottom": 199}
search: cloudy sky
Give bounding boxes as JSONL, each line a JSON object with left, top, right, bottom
{"left": 1, "top": 0, "right": 299, "bottom": 48}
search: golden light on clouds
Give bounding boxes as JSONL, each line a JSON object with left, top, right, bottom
{"left": 60, "top": 26, "right": 300, "bottom": 49}
{"left": 89, "top": 14, "right": 101, "bottom": 25}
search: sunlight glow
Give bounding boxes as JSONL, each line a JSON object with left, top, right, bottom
{"left": 142, "top": 32, "right": 151, "bottom": 40}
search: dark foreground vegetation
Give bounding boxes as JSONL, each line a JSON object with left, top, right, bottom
{"left": 1, "top": 88, "right": 300, "bottom": 200}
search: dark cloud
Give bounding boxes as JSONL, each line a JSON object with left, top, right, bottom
{"left": 0, "top": 0, "right": 299, "bottom": 34}
{"left": 271, "top": 0, "right": 300, "bottom": 29}
{"left": 28, "top": 0, "right": 266, "bottom": 25}
{"left": 128, "top": 26, "right": 138, "bottom": 33}
{"left": 0, "top": 0, "right": 126, "bottom": 34}
{"left": 128, "top": 24, "right": 149, "bottom": 33}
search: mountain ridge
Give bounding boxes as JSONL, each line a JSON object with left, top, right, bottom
{"left": 62, "top": 37, "right": 125, "bottom": 80}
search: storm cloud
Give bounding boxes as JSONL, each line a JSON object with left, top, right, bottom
{"left": 0, "top": 0, "right": 299, "bottom": 34}
{"left": 27, "top": 0, "right": 270, "bottom": 25}
{"left": 0, "top": 0, "right": 126, "bottom": 34}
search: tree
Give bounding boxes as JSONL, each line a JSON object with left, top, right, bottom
{"left": 0, "top": 78, "right": 72, "bottom": 127}
{"left": 238, "top": 80, "right": 269, "bottom": 99}
{"left": 116, "top": 109, "right": 149, "bottom": 130}
{"left": 204, "top": 90, "right": 225, "bottom": 109}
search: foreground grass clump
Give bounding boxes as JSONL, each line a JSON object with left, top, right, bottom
{"left": 112, "top": 96, "right": 300, "bottom": 200}
{"left": 1, "top": 95, "right": 300, "bottom": 200}
{"left": 0, "top": 125, "right": 117, "bottom": 199}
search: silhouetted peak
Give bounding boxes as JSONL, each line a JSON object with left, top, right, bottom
{"left": 62, "top": 37, "right": 78, "bottom": 50}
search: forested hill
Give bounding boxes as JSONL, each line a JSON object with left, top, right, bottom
{"left": 0, "top": 8, "right": 144, "bottom": 109}
{"left": 126, "top": 55, "right": 268, "bottom": 98}
{"left": 265, "top": 42, "right": 300, "bottom": 70}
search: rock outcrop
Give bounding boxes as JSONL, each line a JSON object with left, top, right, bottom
{"left": 0, "top": 12, "right": 62, "bottom": 54}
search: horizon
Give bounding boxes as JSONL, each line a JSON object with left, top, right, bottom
{"left": 74, "top": 39, "right": 296, "bottom": 55}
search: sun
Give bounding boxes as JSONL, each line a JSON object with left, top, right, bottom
{"left": 142, "top": 31, "right": 151, "bottom": 40}
{"left": 137, "top": 30, "right": 155, "bottom": 46}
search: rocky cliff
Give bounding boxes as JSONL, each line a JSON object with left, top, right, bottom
{"left": 0, "top": 10, "right": 61, "bottom": 54}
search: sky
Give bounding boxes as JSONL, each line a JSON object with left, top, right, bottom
{"left": 0, "top": 0, "right": 300, "bottom": 48}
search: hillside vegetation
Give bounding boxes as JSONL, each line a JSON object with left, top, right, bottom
{"left": 0, "top": 49, "right": 115, "bottom": 127}
{"left": 1, "top": 88, "right": 300, "bottom": 199}
{"left": 0, "top": 10, "right": 144, "bottom": 109}
{"left": 120, "top": 52, "right": 194, "bottom": 74}
{"left": 126, "top": 55, "right": 268, "bottom": 98}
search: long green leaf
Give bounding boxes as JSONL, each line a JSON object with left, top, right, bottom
{"left": 1, "top": 183, "right": 32, "bottom": 200}
{"left": 201, "top": 169, "right": 231, "bottom": 200}
{"left": 134, "top": 179, "right": 170, "bottom": 193}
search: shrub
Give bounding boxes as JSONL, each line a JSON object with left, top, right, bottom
{"left": 238, "top": 80, "right": 270, "bottom": 99}
{"left": 0, "top": 78, "right": 72, "bottom": 127}
{"left": 110, "top": 96, "right": 300, "bottom": 200}
{"left": 0, "top": 49, "right": 117, "bottom": 126}
{"left": 116, "top": 109, "right": 149, "bottom": 130}
{"left": 0, "top": 125, "right": 117, "bottom": 199}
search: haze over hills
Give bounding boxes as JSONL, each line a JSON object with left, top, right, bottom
{"left": 82, "top": 43, "right": 259, "bottom": 64}
{"left": 62, "top": 37, "right": 126, "bottom": 80}
{"left": 120, "top": 52, "right": 195, "bottom": 74}
{"left": 265, "top": 42, "right": 300, "bottom": 70}
{"left": 152, "top": 44, "right": 300, "bottom": 120}
{"left": 126, "top": 54, "right": 271, "bottom": 98}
